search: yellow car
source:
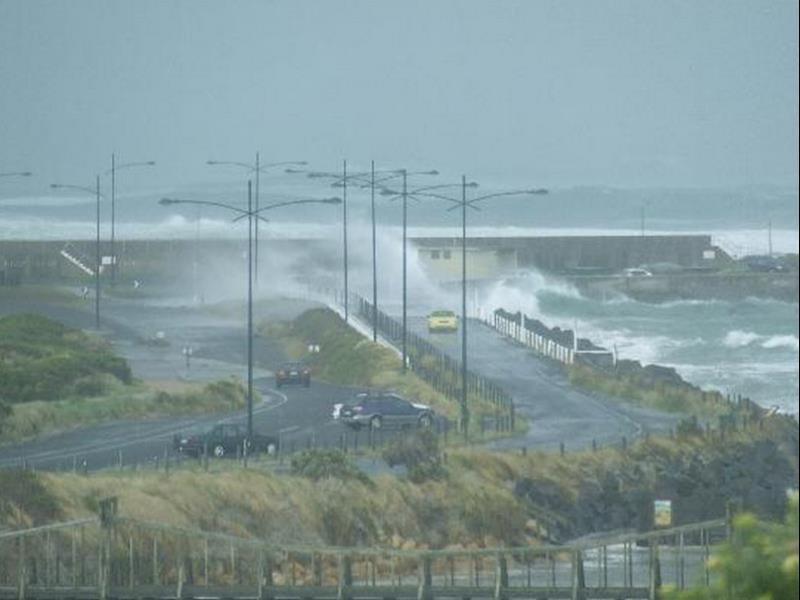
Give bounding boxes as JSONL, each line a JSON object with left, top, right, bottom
{"left": 427, "top": 310, "right": 459, "bottom": 333}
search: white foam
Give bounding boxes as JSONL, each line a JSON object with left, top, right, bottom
{"left": 723, "top": 330, "right": 762, "bottom": 348}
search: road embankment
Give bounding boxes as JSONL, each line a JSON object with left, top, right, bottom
{"left": 1, "top": 425, "right": 796, "bottom": 549}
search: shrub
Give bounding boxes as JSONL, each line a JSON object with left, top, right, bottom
{"left": 0, "top": 469, "right": 61, "bottom": 525}
{"left": 664, "top": 493, "right": 799, "bottom": 599}
{"left": 0, "top": 314, "right": 132, "bottom": 403}
{"left": 291, "top": 449, "right": 371, "bottom": 484}
{"left": 382, "top": 430, "right": 447, "bottom": 482}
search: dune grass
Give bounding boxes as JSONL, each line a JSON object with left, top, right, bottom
{"left": 3, "top": 424, "right": 789, "bottom": 549}
{"left": 0, "top": 378, "right": 248, "bottom": 444}
{"left": 566, "top": 362, "right": 735, "bottom": 419}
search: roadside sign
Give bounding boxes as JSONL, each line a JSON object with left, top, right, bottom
{"left": 654, "top": 499, "right": 672, "bottom": 528}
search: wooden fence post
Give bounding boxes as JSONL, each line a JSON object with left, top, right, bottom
{"left": 337, "top": 554, "right": 352, "bottom": 600}
{"left": 571, "top": 550, "right": 585, "bottom": 600}
{"left": 648, "top": 543, "right": 661, "bottom": 600}
{"left": 417, "top": 555, "right": 432, "bottom": 600}
{"left": 16, "top": 536, "right": 26, "bottom": 600}
{"left": 494, "top": 553, "right": 508, "bottom": 600}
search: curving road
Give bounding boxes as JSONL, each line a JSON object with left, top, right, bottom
{"left": 404, "top": 314, "right": 680, "bottom": 452}
{"left": 0, "top": 289, "right": 680, "bottom": 471}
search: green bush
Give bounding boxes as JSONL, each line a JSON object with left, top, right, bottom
{"left": 664, "top": 493, "right": 799, "bottom": 599}
{"left": 291, "top": 449, "right": 371, "bottom": 484}
{"left": 0, "top": 469, "right": 61, "bottom": 525}
{"left": 0, "top": 401, "right": 10, "bottom": 434}
{"left": 382, "top": 430, "right": 447, "bottom": 482}
{"left": 0, "top": 314, "right": 132, "bottom": 404}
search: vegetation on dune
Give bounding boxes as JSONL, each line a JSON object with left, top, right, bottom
{"left": 0, "top": 313, "right": 252, "bottom": 441}
{"left": 0, "top": 313, "right": 132, "bottom": 404}
{"left": 4, "top": 426, "right": 794, "bottom": 554}
{"left": 567, "top": 361, "right": 743, "bottom": 419}
{"left": 0, "top": 378, "right": 248, "bottom": 442}
{"left": 261, "top": 308, "right": 511, "bottom": 429}
{"left": 291, "top": 448, "right": 372, "bottom": 484}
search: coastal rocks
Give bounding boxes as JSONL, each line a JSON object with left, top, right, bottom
{"left": 513, "top": 439, "right": 795, "bottom": 542}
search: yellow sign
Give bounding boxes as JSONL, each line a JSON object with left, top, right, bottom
{"left": 654, "top": 500, "right": 672, "bottom": 528}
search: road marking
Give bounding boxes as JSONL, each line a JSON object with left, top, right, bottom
{"left": 0, "top": 389, "right": 289, "bottom": 467}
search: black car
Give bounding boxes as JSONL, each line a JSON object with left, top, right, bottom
{"left": 275, "top": 361, "right": 311, "bottom": 388}
{"left": 335, "top": 392, "right": 435, "bottom": 430}
{"left": 173, "top": 423, "right": 278, "bottom": 458}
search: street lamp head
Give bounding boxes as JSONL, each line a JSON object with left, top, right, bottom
{"left": 206, "top": 160, "right": 219, "bottom": 165}
{"left": 284, "top": 168, "right": 304, "bottom": 174}
{"left": 49, "top": 183, "right": 60, "bottom": 189}
{"left": 527, "top": 188, "right": 548, "bottom": 195}
{"left": 21, "top": 172, "right": 33, "bottom": 177}
{"left": 146, "top": 161, "right": 156, "bottom": 166}
{"left": 466, "top": 181, "right": 480, "bottom": 188}
{"left": 331, "top": 181, "right": 344, "bottom": 188}
{"left": 379, "top": 188, "right": 398, "bottom": 197}
{"left": 159, "top": 198, "right": 178, "bottom": 205}
{"left": 426, "top": 170, "right": 439, "bottom": 176}
{"left": 323, "top": 197, "right": 343, "bottom": 205}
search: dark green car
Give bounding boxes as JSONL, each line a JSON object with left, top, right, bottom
{"left": 173, "top": 424, "right": 278, "bottom": 458}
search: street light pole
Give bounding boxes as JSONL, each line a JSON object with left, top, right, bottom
{"left": 388, "top": 181, "right": 547, "bottom": 440}
{"left": 247, "top": 181, "right": 254, "bottom": 442}
{"left": 255, "top": 152, "right": 260, "bottom": 286}
{"left": 50, "top": 180, "right": 105, "bottom": 329}
{"left": 111, "top": 153, "right": 115, "bottom": 284}
{"left": 402, "top": 169, "right": 408, "bottom": 371}
{"left": 460, "top": 175, "right": 468, "bottom": 436}
{"left": 207, "top": 158, "right": 306, "bottom": 288}
{"left": 159, "top": 192, "right": 340, "bottom": 448}
{"left": 370, "top": 161, "right": 378, "bottom": 342}
{"left": 342, "top": 159, "right": 349, "bottom": 321}
{"left": 107, "top": 156, "right": 155, "bottom": 286}
{"left": 95, "top": 175, "right": 101, "bottom": 330}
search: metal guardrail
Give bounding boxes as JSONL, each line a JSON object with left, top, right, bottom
{"left": 0, "top": 507, "right": 728, "bottom": 600}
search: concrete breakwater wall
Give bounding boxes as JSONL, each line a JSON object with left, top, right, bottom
{"left": 491, "top": 308, "right": 614, "bottom": 367}
{"left": 569, "top": 271, "right": 799, "bottom": 303}
{"left": 0, "top": 238, "right": 339, "bottom": 284}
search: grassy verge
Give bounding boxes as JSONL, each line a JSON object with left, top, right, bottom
{"left": 0, "top": 312, "right": 250, "bottom": 443}
{"left": 260, "top": 308, "right": 518, "bottom": 436}
{"left": 0, "top": 378, "right": 248, "bottom": 443}
{"left": 566, "top": 362, "right": 738, "bottom": 419}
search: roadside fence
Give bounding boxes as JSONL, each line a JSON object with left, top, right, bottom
{"left": 300, "top": 286, "right": 516, "bottom": 435}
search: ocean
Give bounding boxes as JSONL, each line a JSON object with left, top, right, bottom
{"left": 1, "top": 180, "right": 798, "bottom": 415}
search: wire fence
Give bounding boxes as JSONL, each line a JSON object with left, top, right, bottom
{"left": 350, "top": 292, "right": 515, "bottom": 433}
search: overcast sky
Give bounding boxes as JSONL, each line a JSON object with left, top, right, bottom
{"left": 1, "top": 0, "right": 797, "bottom": 190}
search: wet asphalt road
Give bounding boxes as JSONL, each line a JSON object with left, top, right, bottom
{"left": 404, "top": 315, "right": 680, "bottom": 452}
{"left": 0, "top": 293, "right": 368, "bottom": 471}
{"left": 0, "top": 290, "right": 679, "bottom": 471}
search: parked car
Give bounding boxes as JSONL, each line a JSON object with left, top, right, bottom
{"left": 623, "top": 267, "right": 653, "bottom": 278}
{"left": 335, "top": 392, "right": 435, "bottom": 430}
{"left": 173, "top": 423, "right": 278, "bottom": 457}
{"left": 275, "top": 361, "right": 311, "bottom": 388}
{"left": 427, "top": 310, "right": 458, "bottom": 333}
{"left": 741, "top": 255, "right": 786, "bottom": 273}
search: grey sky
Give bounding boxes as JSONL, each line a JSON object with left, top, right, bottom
{"left": 1, "top": 0, "right": 797, "bottom": 189}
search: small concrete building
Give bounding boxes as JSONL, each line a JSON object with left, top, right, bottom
{"left": 412, "top": 235, "right": 724, "bottom": 282}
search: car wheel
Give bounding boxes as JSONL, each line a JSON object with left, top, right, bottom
{"left": 212, "top": 444, "right": 225, "bottom": 458}
{"left": 419, "top": 414, "right": 433, "bottom": 428}
{"left": 370, "top": 416, "right": 382, "bottom": 430}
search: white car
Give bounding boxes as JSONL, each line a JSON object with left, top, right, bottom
{"left": 623, "top": 268, "right": 653, "bottom": 278}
